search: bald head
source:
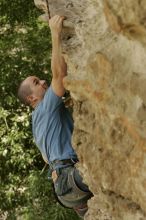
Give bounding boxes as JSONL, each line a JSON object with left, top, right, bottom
{"left": 18, "top": 76, "right": 48, "bottom": 107}
{"left": 17, "top": 77, "right": 32, "bottom": 105}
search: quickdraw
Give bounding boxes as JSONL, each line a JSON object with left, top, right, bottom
{"left": 45, "top": 0, "right": 51, "bottom": 19}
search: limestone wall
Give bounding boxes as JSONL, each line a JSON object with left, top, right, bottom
{"left": 34, "top": 1, "right": 146, "bottom": 219}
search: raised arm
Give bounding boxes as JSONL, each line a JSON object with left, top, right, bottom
{"left": 49, "top": 15, "right": 67, "bottom": 97}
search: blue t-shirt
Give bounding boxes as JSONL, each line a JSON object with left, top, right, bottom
{"left": 32, "top": 86, "right": 77, "bottom": 167}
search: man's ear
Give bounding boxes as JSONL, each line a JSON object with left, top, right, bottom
{"left": 26, "top": 95, "right": 37, "bottom": 106}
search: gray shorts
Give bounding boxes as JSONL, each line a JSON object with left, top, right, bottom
{"left": 54, "top": 166, "right": 92, "bottom": 208}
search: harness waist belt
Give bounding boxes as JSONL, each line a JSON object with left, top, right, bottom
{"left": 50, "top": 158, "right": 79, "bottom": 169}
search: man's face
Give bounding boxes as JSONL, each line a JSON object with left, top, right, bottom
{"left": 25, "top": 76, "right": 48, "bottom": 103}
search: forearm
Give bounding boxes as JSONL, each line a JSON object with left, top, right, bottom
{"left": 51, "top": 33, "right": 67, "bottom": 78}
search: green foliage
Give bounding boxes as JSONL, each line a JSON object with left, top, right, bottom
{"left": 0, "top": 1, "right": 81, "bottom": 219}
{"left": 0, "top": 0, "right": 39, "bottom": 26}
{"left": 0, "top": 20, "right": 52, "bottom": 108}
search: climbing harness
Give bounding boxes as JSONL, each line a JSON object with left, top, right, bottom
{"left": 50, "top": 158, "right": 78, "bottom": 170}
{"left": 45, "top": 0, "right": 51, "bottom": 19}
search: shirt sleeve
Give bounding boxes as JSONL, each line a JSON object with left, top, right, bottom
{"left": 42, "top": 85, "right": 63, "bottom": 112}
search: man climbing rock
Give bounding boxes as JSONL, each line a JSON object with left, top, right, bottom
{"left": 18, "top": 15, "right": 92, "bottom": 218}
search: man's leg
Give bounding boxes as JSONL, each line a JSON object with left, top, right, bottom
{"left": 73, "top": 168, "right": 92, "bottom": 218}
{"left": 73, "top": 168, "right": 90, "bottom": 192}
{"left": 52, "top": 166, "right": 93, "bottom": 218}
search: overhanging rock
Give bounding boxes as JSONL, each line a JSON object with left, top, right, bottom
{"left": 34, "top": 1, "right": 146, "bottom": 219}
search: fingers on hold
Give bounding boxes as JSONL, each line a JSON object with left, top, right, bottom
{"left": 49, "top": 15, "right": 65, "bottom": 26}
{"left": 61, "top": 16, "right": 66, "bottom": 20}
{"left": 54, "top": 15, "right": 65, "bottom": 21}
{"left": 54, "top": 15, "right": 61, "bottom": 23}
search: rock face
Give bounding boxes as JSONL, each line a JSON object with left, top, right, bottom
{"left": 34, "top": 0, "right": 146, "bottom": 219}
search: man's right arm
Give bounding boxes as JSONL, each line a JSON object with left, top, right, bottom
{"left": 49, "top": 15, "right": 67, "bottom": 97}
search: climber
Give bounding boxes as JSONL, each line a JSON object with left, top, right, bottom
{"left": 17, "top": 15, "right": 93, "bottom": 218}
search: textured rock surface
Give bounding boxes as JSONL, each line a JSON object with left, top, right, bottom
{"left": 34, "top": 0, "right": 146, "bottom": 219}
